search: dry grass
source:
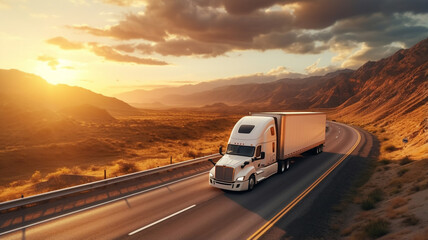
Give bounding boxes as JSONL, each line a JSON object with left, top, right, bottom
{"left": 327, "top": 101, "right": 427, "bottom": 239}
{"left": 0, "top": 110, "right": 242, "bottom": 202}
{"left": 333, "top": 158, "right": 428, "bottom": 239}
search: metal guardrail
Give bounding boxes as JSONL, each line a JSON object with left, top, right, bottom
{"left": 0, "top": 153, "right": 220, "bottom": 212}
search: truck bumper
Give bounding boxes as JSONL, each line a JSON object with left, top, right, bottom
{"left": 209, "top": 178, "right": 249, "bottom": 191}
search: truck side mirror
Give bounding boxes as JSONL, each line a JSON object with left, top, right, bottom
{"left": 241, "top": 161, "right": 249, "bottom": 168}
{"left": 260, "top": 152, "right": 265, "bottom": 159}
{"left": 219, "top": 146, "right": 224, "bottom": 156}
{"left": 208, "top": 159, "right": 216, "bottom": 166}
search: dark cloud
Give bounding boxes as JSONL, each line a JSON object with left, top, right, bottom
{"left": 45, "top": 36, "right": 168, "bottom": 65}
{"left": 37, "top": 55, "right": 59, "bottom": 70}
{"left": 70, "top": 0, "right": 428, "bottom": 66}
{"left": 134, "top": 40, "right": 230, "bottom": 57}
{"left": 88, "top": 43, "right": 168, "bottom": 65}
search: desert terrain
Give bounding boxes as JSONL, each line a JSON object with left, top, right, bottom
{"left": 0, "top": 104, "right": 241, "bottom": 201}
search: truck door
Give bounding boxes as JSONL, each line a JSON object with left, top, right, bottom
{"left": 265, "top": 126, "right": 276, "bottom": 165}
{"left": 254, "top": 145, "right": 263, "bottom": 170}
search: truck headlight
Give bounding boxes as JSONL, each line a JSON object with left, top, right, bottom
{"left": 209, "top": 172, "right": 214, "bottom": 178}
{"left": 236, "top": 176, "right": 244, "bottom": 181}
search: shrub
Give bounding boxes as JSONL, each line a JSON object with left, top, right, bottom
{"left": 117, "top": 161, "right": 138, "bottom": 174}
{"left": 368, "top": 188, "right": 384, "bottom": 202}
{"left": 399, "top": 158, "right": 412, "bottom": 166}
{"left": 397, "top": 168, "right": 409, "bottom": 177}
{"left": 384, "top": 144, "right": 399, "bottom": 152}
{"left": 379, "top": 159, "right": 391, "bottom": 165}
{"left": 186, "top": 149, "right": 198, "bottom": 158}
{"left": 364, "top": 219, "right": 390, "bottom": 238}
{"left": 402, "top": 214, "right": 420, "bottom": 226}
{"left": 361, "top": 188, "right": 384, "bottom": 210}
{"left": 410, "top": 184, "right": 420, "bottom": 193}
{"left": 361, "top": 198, "right": 376, "bottom": 210}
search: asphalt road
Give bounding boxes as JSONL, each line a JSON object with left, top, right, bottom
{"left": 0, "top": 122, "right": 369, "bottom": 240}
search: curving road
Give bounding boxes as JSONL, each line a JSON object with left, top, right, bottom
{"left": 0, "top": 122, "right": 373, "bottom": 240}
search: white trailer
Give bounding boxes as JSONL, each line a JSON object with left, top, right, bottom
{"left": 209, "top": 112, "right": 326, "bottom": 191}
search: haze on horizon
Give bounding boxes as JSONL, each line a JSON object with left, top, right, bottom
{"left": 0, "top": 0, "right": 427, "bottom": 96}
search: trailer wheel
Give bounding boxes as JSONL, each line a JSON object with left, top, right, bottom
{"left": 285, "top": 160, "right": 290, "bottom": 170}
{"left": 248, "top": 175, "right": 255, "bottom": 191}
{"left": 313, "top": 145, "right": 321, "bottom": 155}
{"left": 278, "top": 161, "right": 284, "bottom": 174}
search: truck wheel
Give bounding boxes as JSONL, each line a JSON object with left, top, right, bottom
{"left": 248, "top": 175, "right": 255, "bottom": 191}
{"left": 278, "top": 161, "right": 284, "bottom": 174}
{"left": 285, "top": 160, "right": 290, "bottom": 170}
{"left": 313, "top": 146, "right": 321, "bottom": 155}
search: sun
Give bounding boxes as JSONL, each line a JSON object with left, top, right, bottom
{"left": 33, "top": 59, "right": 80, "bottom": 86}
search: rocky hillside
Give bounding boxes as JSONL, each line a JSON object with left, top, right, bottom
{"left": 331, "top": 38, "right": 428, "bottom": 160}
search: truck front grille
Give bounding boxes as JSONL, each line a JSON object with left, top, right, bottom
{"left": 215, "top": 166, "right": 234, "bottom": 182}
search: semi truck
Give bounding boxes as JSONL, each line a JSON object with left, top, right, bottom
{"left": 209, "top": 112, "right": 326, "bottom": 191}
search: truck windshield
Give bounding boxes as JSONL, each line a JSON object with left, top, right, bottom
{"left": 226, "top": 144, "right": 255, "bottom": 157}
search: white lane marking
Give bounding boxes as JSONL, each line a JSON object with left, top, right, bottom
{"left": 0, "top": 171, "right": 209, "bottom": 236}
{"left": 128, "top": 204, "right": 196, "bottom": 236}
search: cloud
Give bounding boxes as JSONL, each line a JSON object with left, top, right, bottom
{"left": 46, "top": 36, "right": 168, "bottom": 65}
{"left": 305, "top": 59, "right": 338, "bottom": 75}
{"left": 267, "top": 66, "right": 306, "bottom": 79}
{"left": 341, "top": 43, "right": 401, "bottom": 68}
{"left": 37, "top": 55, "right": 59, "bottom": 70}
{"left": 46, "top": 37, "right": 84, "bottom": 50}
{"left": 88, "top": 43, "right": 168, "bottom": 65}
{"left": 69, "top": 0, "right": 427, "bottom": 68}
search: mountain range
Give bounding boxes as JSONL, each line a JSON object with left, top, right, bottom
{"left": 115, "top": 38, "right": 426, "bottom": 117}
{"left": 0, "top": 69, "right": 138, "bottom": 120}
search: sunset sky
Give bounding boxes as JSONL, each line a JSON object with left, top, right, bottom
{"left": 0, "top": 0, "right": 427, "bottom": 96}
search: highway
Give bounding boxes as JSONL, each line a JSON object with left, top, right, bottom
{"left": 0, "top": 122, "right": 372, "bottom": 240}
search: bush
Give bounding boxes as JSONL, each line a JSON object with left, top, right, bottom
{"left": 410, "top": 184, "right": 420, "bottom": 193}
{"left": 384, "top": 144, "right": 399, "bottom": 152}
{"left": 364, "top": 219, "right": 390, "bottom": 238}
{"left": 402, "top": 214, "right": 420, "bottom": 226}
{"left": 399, "top": 158, "right": 412, "bottom": 166}
{"left": 186, "top": 149, "right": 198, "bottom": 158}
{"left": 361, "top": 198, "right": 376, "bottom": 210}
{"left": 368, "top": 188, "right": 384, "bottom": 202}
{"left": 379, "top": 159, "right": 391, "bottom": 165}
{"left": 397, "top": 168, "right": 409, "bottom": 177}
{"left": 361, "top": 188, "right": 384, "bottom": 210}
{"left": 117, "top": 161, "right": 138, "bottom": 174}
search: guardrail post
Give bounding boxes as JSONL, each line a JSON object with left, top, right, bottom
{"left": 104, "top": 169, "right": 107, "bottom": 179}
{"left": 170, "top": 156, "right": 172, "bottom": 164}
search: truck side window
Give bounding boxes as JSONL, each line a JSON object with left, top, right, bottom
{"left": 270, "top": 127, "right": 275, "bottom": 136}
{"left": 255, "top": 145, "right": 261, "bottom": 157}
{"left": 272, "top": 142, "right": 275, "bottom": 152}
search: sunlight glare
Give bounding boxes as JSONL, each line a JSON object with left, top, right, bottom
{"left": 33, "top": 60, "right": 79, "bottom": 86}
